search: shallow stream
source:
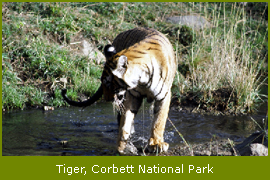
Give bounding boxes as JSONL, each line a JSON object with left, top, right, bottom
{"left": 2, "top": 102, "right": 267, "bottom": 156}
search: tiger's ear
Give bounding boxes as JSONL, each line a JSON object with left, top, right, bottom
{"left": 104, "top": 44, "right": 116, "bottom": 59}
{"left": 112, "top": 55, "right": 128, "bottom": 78}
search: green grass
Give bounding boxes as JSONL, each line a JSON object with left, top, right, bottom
{"left": 2, "top": 2, "right": 268, "bottom": 113}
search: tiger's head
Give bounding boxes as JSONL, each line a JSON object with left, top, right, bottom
{"left": 101, "top": 45, "right": 128, "bottom": 113}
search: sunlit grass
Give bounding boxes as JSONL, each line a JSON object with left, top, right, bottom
{"left": 174, "top": 2, "right": 267, "bottom": 113}
{"left": 2, "top": 2, "right": 267, "bottom": 112}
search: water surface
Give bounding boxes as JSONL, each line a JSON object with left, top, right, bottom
{"left": 2, "top": 102, "right": 267, "bottom": 156}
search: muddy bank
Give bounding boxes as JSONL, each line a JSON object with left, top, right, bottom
{"left": 171, "top": 85, "right": 267, "bottom": 116}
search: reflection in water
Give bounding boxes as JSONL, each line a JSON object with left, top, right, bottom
{"left": 2, "top": 101, "right": 267, "bottom": 156}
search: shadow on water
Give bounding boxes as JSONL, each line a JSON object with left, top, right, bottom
{"left": 2, "top": 101, "right": 267, "bottom": 156}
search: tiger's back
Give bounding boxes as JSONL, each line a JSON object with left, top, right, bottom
{"left": 112, "top": 27, "right": 162, "bottom": 52}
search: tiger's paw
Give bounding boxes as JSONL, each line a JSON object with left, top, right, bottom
{"left": 148, "top": 138, "right": 169, "bottom": 153}
{"left": 118, "top": 141, "right": 138, "bottom": 155}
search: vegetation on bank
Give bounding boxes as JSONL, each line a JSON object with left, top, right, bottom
{"left": 2, "top": 2, "right": 268, "bottom": 114}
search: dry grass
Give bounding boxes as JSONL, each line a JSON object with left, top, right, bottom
{"left": 175, "top": 2, "right": 267, "bottom": 114}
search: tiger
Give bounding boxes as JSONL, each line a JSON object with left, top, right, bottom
{"left": 62, "top": 27, "right": 177, "bottom": 155}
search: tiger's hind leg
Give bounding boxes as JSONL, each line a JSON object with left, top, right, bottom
{"left": 148, "top": 91, "right": 171, "bottom": 153}
{"left": 117, "top": 92, "right": 142, "bottom": 155}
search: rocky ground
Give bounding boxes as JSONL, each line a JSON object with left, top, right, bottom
{"left": 164, "top": 140, "right": 233, "bottom": 156}
{"left": 159, "top": 130, "right": 268, "bottom": 156}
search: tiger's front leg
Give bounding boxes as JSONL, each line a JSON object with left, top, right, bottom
{"left": 148, "top": 91, "right": 171, "bottom": 153}
{"left": 117, "top": 91, "right": 142, "bottom": 155}
{"left": 117, "top": 110, "right": 136, "bottom": 154}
